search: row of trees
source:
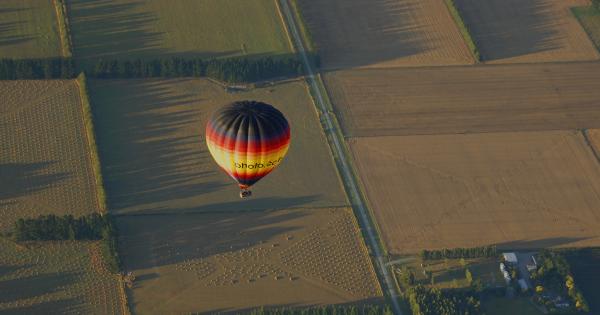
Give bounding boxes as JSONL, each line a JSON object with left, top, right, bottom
{"left": 407, "top": 285, "right": 481, "bottom": 315}
{"left": 0, "top": 58, "right": 75, "bottom": 79}
{"left": 248, "top": 305, "right": 392, "bottom": 315}
{"left": 0, "top": 54, "right": 316, "bottom": 83}
{"left": 14, "top": 213, "right": 120, "bottom": 273}
{"left": 420, "top": 246, "right": 497, "bottom": 260}
{"left": 531, "top": 250, "right": 589, "bottom": 312}
{"left": 86, "top": 56, "right": 310, "bottom": 83}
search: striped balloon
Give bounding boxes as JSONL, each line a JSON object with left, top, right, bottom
{"left": 205, "top": 101, "right": 291, "bottom": 190}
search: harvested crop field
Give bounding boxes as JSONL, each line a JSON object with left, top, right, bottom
{"left": 454, "top": 0, "right": 599, "bottom": 63}
{"left": 348, "top": 131, "right": 600, "bottom": 254}
{"left": 68, "top": 0, "right": 292, "bottom": 65}
{"left": 0, "top": 80, "right": 99, "bottom": 232}
{"left": 90, "top": 79, "right": 347, "bottom": 215}
{"left": 324, "top": 62, "right": 600, "bottom": 137}
{"left": 0, "top": 0, "right": 62, "bottom": 58}
{"left": 118, "top": 207, "right": 382, "bottom": 314}
{"left": 296, "top": 0, "right": 474, "bottom": 69}
{"left": 0, "top": 239, "right": 124, "bottom": 314}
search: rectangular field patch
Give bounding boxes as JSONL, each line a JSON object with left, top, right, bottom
{"left": 0, "top": 80, "right": 100, "bottom": 232}
{"left": 454, "top": 0, "right": 599, "bottom": 63}
{"left": 325, "top": 62, "right": 600, "bottom": 137}
{"left": 117, "top": 208, "right": 383, "bottom": 313}
{"left": 349, "top": 131, "right": 600, "bottom": 254}
{"left": 297, "top": 0, "right": 474, "bottom": 69}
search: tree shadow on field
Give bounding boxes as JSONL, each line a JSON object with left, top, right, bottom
{"left": 90, "top": 79, "right": 228, "bottom": 213}
{"left": 495, "top": 236, "right": 593, "bottom": 250}
{"left": 0, "top": 297, "right": 84, "bottom": 315}
{"left": 0, "top": 162, "right": 69, "bottom": 201}
{"left": 298, "top": 0, "right": 430, "bottom": 69}
{"left": 0, "top": 271, "right": 78, "bottom": 303}
{"left": 0, "top": 9, "right": 34, "bottom": 47}
{"left": 117, "top": 209, "right": 309, "bottom": 270}
{"left": 207, "top": 298, "right": 386, "bottom": 314}
{"left": 68, "top": 0, "right": 242, "bottom": 68}
{"left": 454, "top": 0, "right": 562, "bottom": 61}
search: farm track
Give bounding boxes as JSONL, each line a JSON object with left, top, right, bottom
{"left": 278, "top": 0, "right": 403, "bottom": 314}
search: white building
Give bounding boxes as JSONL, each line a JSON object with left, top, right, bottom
{"left": 503, "top": 252, "right": 518, "bottom": 264}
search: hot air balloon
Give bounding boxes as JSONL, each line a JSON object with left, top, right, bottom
{"left": 205, "top": 100, "right": 291, "bottom": 198}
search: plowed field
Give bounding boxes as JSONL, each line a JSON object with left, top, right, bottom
{"left": 0, "top": 80, "right": 99, "bottom": 232}
{"left": 118, "top": 208, "right": 382, "bottom": 314}
{"left": 455, "top": 0, "right": 599, "bottom": 63}
{"left": 297, "top": 0, "right": 474, "bottom": 69}
{"left": 349, "top": 131, "right": 600, "bottom": 254}
{"left": 324, "top": 62, "right": 600, "bottom": 137}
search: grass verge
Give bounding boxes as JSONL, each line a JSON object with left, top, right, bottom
{"left": 444, "top": 0, "right": 481, "bottom": 62}
{"left": 287, "top": 0, "right": 320, "bottom": 68}
{"left": 52, "top": 0, "right": 73, "bottom": 57}
{"left": 572, "top": 6, "right": 600, "bottom": 52}
{"left": 76, "top": 73, "right": 107, "bottom": 213}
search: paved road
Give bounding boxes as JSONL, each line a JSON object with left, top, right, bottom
{"left": 278, "top": 1, "right": 403, "bottom": 314}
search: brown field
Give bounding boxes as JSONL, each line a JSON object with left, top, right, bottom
{"left": 0, "top": 80, "right": 99, "bottom": 232}
{"left": 297, "top": 0, "right": 474, "bottom": 69}
{"left": 0, "top": 239, "right": 123, "bottom": 314}
{"left": 324, "top": 62, "right": 600, "bottom": 137}
{"left": 348, "top": 131, "right": 600, "bottom": 254}
{"left": 586, "top": 129, "right": 600, "bottom": 156}
{"left": 455, "top": 0, "right": 599, "bottom": 63}
{"left": 118, "top": 208, "right": 382, "bottom": 313}
{"left": 90, "top": 79, "right": 348, "bottom": 215}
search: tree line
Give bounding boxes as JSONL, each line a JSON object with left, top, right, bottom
{"left": 14, "top": 213, "right": 120, "bottom": 273}
{"left": 531, "top": 250, "right": 589, "bottom": 313}
{"left": 247, "top": 305, "right": 392, "bottom": 315}
{"left": 420, "top": 246, "right": 497, "bottom": 260}
{"left": 0, "top": 58, "right": 75, "bottom": 79}
{"left": 0, "top": 54, "right": 317, "bottom": 83}
{"left": 407, "top": 285, "right": 481, "bottom": 315}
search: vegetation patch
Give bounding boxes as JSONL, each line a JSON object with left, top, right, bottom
{"left": 52, "top": 0, "right": 73, "bottom": 57}
{"left": 0, "top": 58, "right": 75, "bottom": 79}
{"left": 421, "top": 246, "right": 497, "bottom": 260}
{"left": 572, "top": 5, "right": 600, "bottom": 52}
{"left": 249, "top": 305, "right": 392, "bottom": 315}
{"left": 444, "top": 0, "right": 480, "bottom": 62}
{"left": 564, "top": 248, "right": 600, "bottom": 313}
{"left": 406, "top": 285, "right": 481, "bottom": 315}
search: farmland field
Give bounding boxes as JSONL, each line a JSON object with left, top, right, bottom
{"left": 348, "top": 131, "right": 600, "bottom": 254}
{"left": 90, "top": 79, "right": 347, "bottom": 215}
{"left": 0, "top": 0, "right": 62, "bottom": 58}
{"left": 296, "top": 0, "right": 474, "bottom": 69}
{"left": 0, "top": 80, "right": 99, "bottom": 232}
{"left": 68, "top": 0, "right": 292, "bottom": 65}
{"left": 454, "top": 0, "right": 599, "bottom": 63}
{"left": 0, "top": 238, "right": 123, "bottom": 314}
{"left": 118, "top": 208, "right": 382, "bottom": 313}
{"left": 324, "top": 62, "right": 600, "bottom": 137}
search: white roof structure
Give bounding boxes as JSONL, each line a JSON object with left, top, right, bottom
{"left": 503, "top": 252, "right": 518, "bottom": 264}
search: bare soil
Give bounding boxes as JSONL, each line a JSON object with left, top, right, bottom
{"left": 297, "top": 0, "right": 474, "bottom": 69}
{"left": 349, "top": 131, "right": 600, "bottom": 254}
{"left": 118, "top": 208, "right": 383, "bottom": 314}
{"left": 324, "top": 62, "right": 600, "bottom": 137}
{"left": 455, "top": 0, "right": 599, "bottom": 63}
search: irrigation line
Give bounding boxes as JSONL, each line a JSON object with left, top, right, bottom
{"left": 278, "top": 1, "right": 402, "bottom": 313}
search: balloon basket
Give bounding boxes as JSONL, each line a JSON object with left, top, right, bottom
{"left": 240, "top": 189, "right": 252, "bottom": 199}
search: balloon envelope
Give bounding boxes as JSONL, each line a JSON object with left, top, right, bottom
{"left": 205, "top": 101, "right": 290, "bottom": 189}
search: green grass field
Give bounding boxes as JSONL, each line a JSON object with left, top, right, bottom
{"left": 0, "top": 239, "right": 124, "bottom": 314}
{"left": 68, "top": 0, "right": 292, "bottom": 65}
{"left": 0, "top": 0, "right": 62, "bottom": 58}
{"left": 573, "top": 6, "right": 600, "bottom": 51}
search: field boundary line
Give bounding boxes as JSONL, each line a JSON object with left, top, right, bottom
{"left": 74, "top": 74, "right": 107, "bottom": 213}
{"left": 571, "top": 6, "right": 600, "bottom": 53}
{"left": 581, "top": 129, "right": 600, "bottom": 164}
{"left": 443, "top": 0, "right": 480, "bottom": 62}
{"left": 277, "top": 1, "right": 402, "bottom": 314}
{"left": 52, "top": 0, "right": 73, "bottom": 57}
{"left": 274, "top": 0, "right": 296, "bottom": 52}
